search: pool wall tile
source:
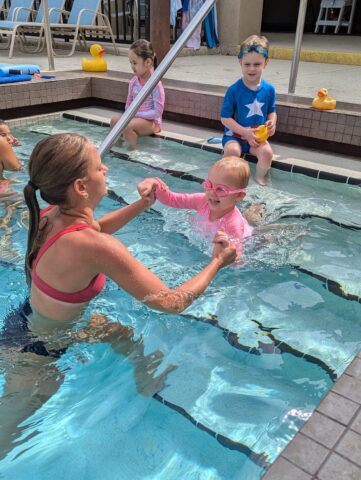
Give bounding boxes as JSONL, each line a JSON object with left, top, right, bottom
{"left": 300, "top": 412, "right": 345, "bottom": 449}
{"left": 317, "top": 453, "right": 361, "bottom": 480}
{"left": 261, "top": 457, "right": 312, "bottom": 480}
{"left": 335, "top": 430, "right": 361, "bottom": 467}
{"left": 1, "top": 71, "right": 361, "bottom": 158}
{"left": 317, "top": 392, "right": 359, "bottom": 426}
{"left": 281, "top": 433, "right": 329, "bottom": 475}
{"left": 351, "top": 411, "right": 361, "bottom": 434}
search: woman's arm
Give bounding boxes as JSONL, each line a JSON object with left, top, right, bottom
{"left": 92, "top": 232, "right": 236, "bottom": 314}
{"left": 98, "top": 197, "right": 152, "bottom": 234}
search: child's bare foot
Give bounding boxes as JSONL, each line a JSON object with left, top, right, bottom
{"left": 255, "top": 166, "right": 270, "bottom": 186}
{"left": 128, "top": 143, "right": 137, "bottom": 152}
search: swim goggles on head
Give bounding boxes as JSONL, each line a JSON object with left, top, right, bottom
{"left": 202, "top": 179, "right": 246, "bottom": 198}
{"left": 238, "top": 44, "right": 268, "bottom": 59}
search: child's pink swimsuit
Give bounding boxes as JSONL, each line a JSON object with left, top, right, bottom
{"left": 155, "top": 185, "right": 253, "bottom": 255}
{"left": 126, "top": 76, "right": 165, "bottom": 128}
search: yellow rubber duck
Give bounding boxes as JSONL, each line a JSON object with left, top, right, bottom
{"left": 254, "top": 125, "right": 269, "bottom": 143}
{"left": 312, "top": 88, "right": 336, "bottom": 110}
{"left": 82, "top": 44, "right": 107, "bottom": 72}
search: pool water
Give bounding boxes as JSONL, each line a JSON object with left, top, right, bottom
{"left": 0, "top": 117, "right": 360, "bottom": 479}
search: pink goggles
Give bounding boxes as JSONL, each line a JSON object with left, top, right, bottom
{"left": 202, "top": 179, "right": 246, "bottom": 198}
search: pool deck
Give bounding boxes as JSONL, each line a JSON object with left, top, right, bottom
{"left": 1, "top": 33, "right": 361, "bottom": 478}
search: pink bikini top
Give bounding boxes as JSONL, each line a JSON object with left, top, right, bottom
{"left": 31, "top": 206, "right": 106, "bottom": 304}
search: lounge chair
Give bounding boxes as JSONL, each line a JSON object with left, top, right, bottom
{"left": 0, "top": 0, "right": 65, "bottom": 58}
{"left": 50, "top": 0, "right": 118, "bottom": 56}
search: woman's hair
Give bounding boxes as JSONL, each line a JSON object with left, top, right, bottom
{"left": 214, "top": 156, "right": 250, "bottom": 189}
{"left": 23, "top": 133, "right": 91, "bottom": 283}
{"left": 130, "top": 39, "right": 157, "bottom": 68}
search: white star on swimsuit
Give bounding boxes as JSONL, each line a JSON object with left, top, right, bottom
{"left": 245, "top": 99, "right": 264, "bottom": 118}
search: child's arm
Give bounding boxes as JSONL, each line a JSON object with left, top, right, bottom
{"left": 125, "top": 78, "right": 136, "bottom": 110}
{"left": 138, "top": 177, "right": 204, "bottom": 211}
{"left": 0, "top": 137, "right": 21, "bottom": 171}
{"left": 135, "top": 83, "right": 165, "bottom": 122}
{"left": 265, "top": 112, "right": 277, "bottom": 137}
{"left": 221, "top": 118, "right": 259, "bottom": 148}
{"left": 220, "top": 88, "right": 258, "bottom": 147}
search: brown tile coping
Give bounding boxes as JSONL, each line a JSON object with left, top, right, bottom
{"left": 1, "top": 70, "right": 361, "bottom": 159}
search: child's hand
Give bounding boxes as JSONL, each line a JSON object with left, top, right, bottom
{"left": 243, "top": 128, "right": 259, "bottom": 148}
{"left": 9, "top": 135, "right": 21, "bottom": 146}
{"left": 265, "top": 119, "right": 276, "bottom": 137}
{"left": 212, "top": 230, "right": 237, "bottom": 267}
{"left": 137, "top": 177, "right": 168, "bottom": 203}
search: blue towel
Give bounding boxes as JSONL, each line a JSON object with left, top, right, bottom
{"left": 0, "top": 74, "right": 32, "bottom": 84}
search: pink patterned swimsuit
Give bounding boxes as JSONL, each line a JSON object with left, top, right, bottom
{"left": 126, "top": 76, "right": 165, "bottom": 128}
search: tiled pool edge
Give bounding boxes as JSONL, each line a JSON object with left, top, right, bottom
{"left": 61, "top": 111, "right": 361, "bottom": 185}
{"left": 262, "top": 353, "right": 361, "bottom": 479}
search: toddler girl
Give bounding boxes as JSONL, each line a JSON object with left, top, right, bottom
{"left": 110, "top": 39, "right": 165, "bottom": 150}
{"left": 138, "top": 156, "right": 256, "bottom": 258}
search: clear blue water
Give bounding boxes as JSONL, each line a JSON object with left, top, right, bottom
{"left": 0, "top": 117, "right": 360, "bottom": 479}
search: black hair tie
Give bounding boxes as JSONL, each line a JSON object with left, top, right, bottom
{"left": 28, "top": 180, "right": 38, "bottom": 190}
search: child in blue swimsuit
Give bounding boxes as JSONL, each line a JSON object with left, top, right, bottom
{"left": 220, "top": 35, "right": 277, "bottom": 186}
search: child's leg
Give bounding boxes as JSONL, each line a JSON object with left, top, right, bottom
{"left": 110, "top": 113, "right": 121, "bottom": 128}
{"left": 124, "top": 118, "right": 159, "bottom": 150}
{"left": 250, "top": 142, "right": 273, "bottom": 186}
{"left": 223, "top": 140, "right": 242, "bottom": 157}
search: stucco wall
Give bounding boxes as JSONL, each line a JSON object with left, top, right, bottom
{"left": 218, "top": 0, "right": 264, "bottom": 55}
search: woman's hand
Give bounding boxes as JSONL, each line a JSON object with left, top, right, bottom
{"left": 212, "top": 230, "right": 237, "bottom": 268}
{"left": 137, "top": 177, "right": 168, "bottom": 202}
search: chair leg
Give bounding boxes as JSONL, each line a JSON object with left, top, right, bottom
{"left": 315, "top": 6, "right": 323, "bottom": 33}
{"left": 8, "top": 28, "right": 17, "bottom": 58}
{"left": 335, "top": 6, "right": 345, "bottom": 33}
{"left": 348, "top": 0, "right": 357, "bottom": 33}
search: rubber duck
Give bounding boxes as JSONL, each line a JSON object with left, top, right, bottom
{"left": 312, "top": 88, "right": 336, "bottom": 110}
{"left": 254, "top": 125, "right": 269, "bottom": 143}
{"left": 82, "top": 44, "right": 107, "bottom": 72}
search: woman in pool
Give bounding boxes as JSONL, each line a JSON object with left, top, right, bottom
{"left": 0, "top": 133, "right": 236, "bottom": 457}
{"left": 24, "top": 133, "right": 235, "bottom": 321}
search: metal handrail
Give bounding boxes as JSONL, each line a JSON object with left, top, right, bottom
{"left": 288, "top": 0, "right": 308, "bottom": 94}
{"left": 98, "top": 0, "right": 218, "bottom": 157}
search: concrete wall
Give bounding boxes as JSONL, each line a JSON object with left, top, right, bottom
{"left": 218, "top": 0, "right": 264, "bottom": 55}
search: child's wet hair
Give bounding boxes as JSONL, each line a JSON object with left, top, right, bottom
{"left": 130, "top": 39, "right": 157, "bottom": 67}
{"left": 240, "top": 35, "right": 269, "bottom": 53}
{"left": 214, "top": 156, "right": 250, "bottom": 189}
{"left": 238, "top": 35, "right": 269, "bottom": 60}
{"left": 0, "top": 119, "right": 8, "bottom": 127}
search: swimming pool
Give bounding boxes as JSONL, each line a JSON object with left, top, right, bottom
{"left": 0, "top": 116, "right": 360, "bottom": 479}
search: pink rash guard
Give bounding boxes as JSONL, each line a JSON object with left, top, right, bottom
{"left": 155, "top": 184, "right": 253, "bottom": 256}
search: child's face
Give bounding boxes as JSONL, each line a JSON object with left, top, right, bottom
{"left": 0, "top": 124, "right": 12, "bottom": 144}
{"left": 205, "top": 165, "right": 246, "bottom": 217}
{"left": 128, "top": 50, "right": 152, "bottom": 78}
{"left": 239, "top": 51, "right": 268, "bottom": 87}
